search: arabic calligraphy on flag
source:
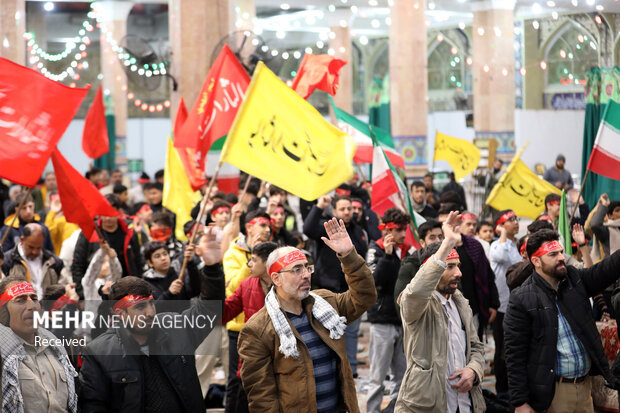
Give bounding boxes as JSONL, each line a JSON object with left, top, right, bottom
{"left": 433, "top": 131, "right": 481, "bottom": 181}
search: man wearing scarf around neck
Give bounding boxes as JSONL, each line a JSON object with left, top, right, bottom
{"left": 238, "top": 217, "right": 376, "bottom": 413}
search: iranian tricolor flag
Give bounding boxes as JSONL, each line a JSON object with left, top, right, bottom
{"left": 329, "top": 97, "right": 404, "bottom": 168}
{"left": 371, "top": 133, "right": 424, "bottom": 249}
{"left": 587, "top": 99, "right": 620, "bottom": 180}
{"left": 207, "top": 137, "right": 240, "bottom": 194}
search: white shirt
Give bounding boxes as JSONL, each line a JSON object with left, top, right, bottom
{"left": 18, "top": 243, "right": 43, "bottom": 298}
{"left": 434, "top": 291, "right": 472, "bottom": 413}
{"left": 490, "top": 239, "right": 522, "bottom": 312}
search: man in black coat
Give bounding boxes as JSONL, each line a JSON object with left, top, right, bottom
{"left": 504, "top": 229, "right": 620, "bottom": 413}
{"left": 303, "top": 193, "right": 368, "bottom": 376}
{"left": 365, "top": 207, "right": 411, "bottom": 413}
{"left": 78, "top": 227, "right": 225, "bottom": 413}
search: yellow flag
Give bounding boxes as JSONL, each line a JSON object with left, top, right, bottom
{"left": 486, "top": 146, "right": 561, "bottom": 219}
{"left": 220, "top": 61, "right": 356, "bottom": 201}
{"left": 433, "top": 131, "right": 481, "bottom": 181}
{"left": 163, "top": 137, "right": 202, "bottom": 241}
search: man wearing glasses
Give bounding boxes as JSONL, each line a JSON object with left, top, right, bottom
{"left": 489, "top": 209, "right": 522, "bottom": 401}
{"left": 238, "top": 218, "right": 377, "bottom": 413}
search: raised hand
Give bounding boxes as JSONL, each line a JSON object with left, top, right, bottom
{"left": 600, "top": 193, "right": 610, "bottom": 207}
{"left": 317, "top": 195, "right": 332, "bottom": 209}
{"left": 50, "top": 197, "right": 62, "bottom": 213}
{"left": 572, "top": 224, "right": 586, "bottom": 246}
{"left": 200, "top": 225, "right": 223, "bottom": 266}
{"left": 384, "top": 233, "right": 395, "bottom": 255}
{"left": 321, "top": 218, "right": 354, "bottom": 256}
{"left": 442, "top": 211, "right": 462, "bottom": 247}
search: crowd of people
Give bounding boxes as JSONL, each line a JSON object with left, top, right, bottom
{"left": 0, "top": 153, "right": 619, "bottom": 413}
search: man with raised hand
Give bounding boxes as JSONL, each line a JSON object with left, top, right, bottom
{"left": 396, "top": 211, "right": 486, "bottom": 413}
{"left": 238, "top": 217, "right": 376, "bottom": 413}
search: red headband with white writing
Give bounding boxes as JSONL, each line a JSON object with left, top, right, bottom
{"left": 113, "top": 294, "right": 154, "bottom": 311}
{"left": 423, "top": 249, "right": 460, "bottom": 264}
{"left": 0, "top": 282, "right": 36, "bottom": 308}
{"left": 547, "top": 200, "right": 560, "bottom": 206}
{"left": 248, "top": 217, "right": 270, "bottom": 226}
{"left": 496, "top": 211, "right": 516, "bottom": 226}
{"left": 461, "top": 213, "right": 477, "bottom": 221}
{"left": 530, "top": 240, "right": 563, "bottom": 261}
{"left": 269, "top": 250, "right": 307, "bottom": 275}
{"left": 212, "top": 206, "right": 231, "bottom": 215}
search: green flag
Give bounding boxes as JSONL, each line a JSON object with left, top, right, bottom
{"left": 558, "top": 190, "right": 573, "bottom": 256}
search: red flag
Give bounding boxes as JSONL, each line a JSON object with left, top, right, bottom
{"left": 0, "top": 58, "right": 89, "bottom": 187}
{"left": 291, "top": 54, "right": 347, "bottom": 99}
{"left": 51, "top": 149, "right": 119, "bottom": 241}
{"left": 174, "top": 45, "right": 250, "bottom": 172}
{"left": 82, "top": 84, "right": 109, "bottom": 159}
{"left": 174, "top": 98, "right": 207, "bottom": 191}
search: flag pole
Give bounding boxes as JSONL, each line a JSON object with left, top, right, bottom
{"left": 354, "top": 164, "right": 368, "bottom": 186}
{"left": 0, "top": 187, "right": 33, "bottom": 248}
{"left": 178, "top": 162, "right": 223, "bottom": 280}
{"left": 238, "top": 173, "right": 253, "bottom": 206}
{"left": 568, "top": 169, "right": 590, "bottom": 224}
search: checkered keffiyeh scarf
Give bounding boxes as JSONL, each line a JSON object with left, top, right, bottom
{"left": 265, "top": 288, "right": 348, "bottom": 359}
{"left": 0, "top": 325, "right": 78, "bottom": 413}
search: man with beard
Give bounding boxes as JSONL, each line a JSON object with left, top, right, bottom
{"left": 543, "top": 154, "right": 574, "bottom": 190}
{"left": 504, "top": 229, "right": 620, "bottom": 413}
{"left": 79, "top": 227, "right": 225, "bottom": 411}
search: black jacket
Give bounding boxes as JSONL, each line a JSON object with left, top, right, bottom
{"left": 504, "top": 250, "right": 620, "bottom": 411}
{"left": 366, "top": 239, "right": 410, "bottom": 325}
{"left": 78, "top": 264, "right": 225, "bottom": 413}
{"left": 393, "top": 249, "right": 421, "bottom": 316}
{"left": 71, "top": 219, "right": 144, "bottom": 298}
{"left": 303, "top": 205, "right": 368, "bottom": 293}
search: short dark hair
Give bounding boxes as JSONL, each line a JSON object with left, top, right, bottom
{"left": 183, "top": 220, "right": 199, "bottom": 237}
{"left": 224, "top": 193, "right": 238, "bottom": 204}
{"left": 526, "top": 229, "right": 559, "bottom": 259}
{"left": 418, "top": 219, "right": 442, "bottom": 241}
{"left": 424, "top": 173, "right": 433, "bottom": 179}
{"left": 476, "top": 220, "right": 493, "bottom": 233}
{"left": 15, "top": 192, "right": 34, "bottom": 206}
{"left": 332, "top": 194, "right": 351, "bottom": 208}
{"left": 86, "top": 167, "right": 102, "bottom": 180}
{"left": 381, "top": 208, "right": 410, "bottom": 226}
{"left": 252, "top": 241, "right": 279, "bottom": 262}
{"left": 113, "top": 183, "right": 127, "bottom": 194}
{"left": 527, "top": 219, "right": 554, "bottom": 234}
{"left": 210, "top": 191, "right": 226, "bottom": 201}
{"left": 245, "top": 209, "right": 270, "bottom": 225}
{"left": 105, "top": 194, "right": 121, "bottom": 209}
{"left": 544, "top": 193, "right": 561, "bottom": 206}
{"left": 240, "top": 176, "right": 261, "bottom": 197}
{"left": 151, "top": 212, "right": 174, "bottom": 228}
{"left": 154, "top": 169, "right": 164, "bottom": 180}
{"left": 419, "top": 241, "right": 442, "bottom": 264}
{"left": 608, "top": 201, "right": 620, "bottom": 216}
{"left": 144, "top": 241, "right": 167, "bottom": 262}
{"left": 269, "top": 185, "right": 286, "bottom": 197}
{"left": 144, "top": 182, "right": 163, "bottom": 192}
{"left": 109, "top": 276, "right": 152, "bottom": 302}
{"left": 439, "top": 191, "right": 462, "bottom": 207}
{"left": 438, "top": 203, "right": 460, "bottom": 216}
{"left": 411, "top": 181, "right": 425, "bottom": 190}
{"left": 43, "top": 284, "right": 66, "bottom": 303}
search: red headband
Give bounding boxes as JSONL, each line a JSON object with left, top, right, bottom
{"left": 520, "top": 241, "right": 528, "bottom": 255}
{"left": 273, "top": 206, "right": 285, "bottom": 214}
{"left": 423, "top": 249, "right": 460, "bottom": 264}
{"left": 212, "top": 206, "right": 230, "bottom": 215}
{"left": 0, "top": 282, "right": 36, "bottom": 308}
{"left": 538, "top": 214, "right": 552, "bottom": 222}
{"left": 496, "top": 211, "right": 516, "bottom": 226}
{"left": 530, "top": 240, "right": 563, "bottom": 261}
{"left": 248, "top": 217, "right": 270, "bottom": 226}
{"left": 269, "top": 250, "right": 307, "bottom": 275}
{"left": 351, "top": 201, "right": 363, "bottom": 208}
{"left": 137, "top": 204, "right": 152, "bottom": 215}
{"left": 378, "top": 222, "right": 407, "bottom": 231}
{"left": 50, "top": 294, "right": 79, "bottom": 312}
{"left": 112, "top": 294, "right": 154, "bottom": 311}
{"left": 547, "top": 200, "right": 560, "bottom": 206}
{"left": 461, "top": 213, "right": 477, "bottom": 221}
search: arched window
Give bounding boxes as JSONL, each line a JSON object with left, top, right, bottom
{"left": 544, "top": 21, "right": 598, "bottom": 88}
{"left": 428, "top": 36, "right": 465, "bottom": 91}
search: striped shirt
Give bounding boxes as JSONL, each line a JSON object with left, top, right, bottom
{"left": 287, "top": 311, "right": 339, "bottom": 412}
{"left": 555, "top": 303, "right": 591, "bottom": 378}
